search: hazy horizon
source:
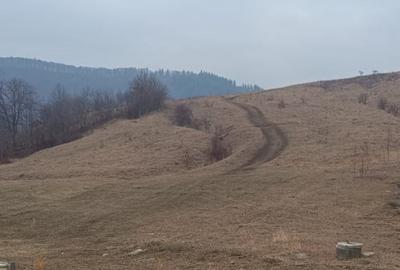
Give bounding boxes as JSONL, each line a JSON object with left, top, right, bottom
{"left": 1, "top": 0, "right": 400, "bottom": 88}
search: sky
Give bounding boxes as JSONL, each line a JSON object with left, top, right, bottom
{"left": 1, "top": 0, "right": 400, "bottom": 88}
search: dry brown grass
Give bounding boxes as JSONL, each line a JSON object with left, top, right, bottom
{"left": 1, "top": 73, "right": 400, "bottom": 269}
{"left": 0, "top": 114, "right": 210, "bottom": 180}
{"left": 272, "top": 230, "right": 302, "bottom": 254}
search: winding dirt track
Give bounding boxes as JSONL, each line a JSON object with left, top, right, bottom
{"left": 227, "top": 98, "right": 288, "bottom": 169}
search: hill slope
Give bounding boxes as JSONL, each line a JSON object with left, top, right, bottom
{"left": 0, "top": 57, "right": 260, "bottom": 98}
{"left": 0, "top": 73, "right": 400, "bottom": 269}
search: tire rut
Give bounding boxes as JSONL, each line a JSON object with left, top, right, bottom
{"left": 226, "top": 99, "right": 288, "bottom": 169}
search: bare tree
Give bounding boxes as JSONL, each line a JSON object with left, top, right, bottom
{"left": 358, "top": 93, "right": 368, "bottom": 104}
{"left": 387, "top": 104, "right": 400, "bottom": 117}
{"left": 209, "top": 125, "right": 232, "bottom": 162}
{"left": 0, "top": 122, "right": 11, "bottom": 162}
{"left": 0, "top": 79, "right": 35, "bottom": 150}
{"left": 278, "top": 99, "right": 286, "bottom": 109}
{"left": 36, "top": 85, "right": 121, "bottom": 148}
{"left": 126, "top": 72, "right": 168, "bottom": 118}
{"left": 377, "top": 97, "right": 388, "bottom": 111}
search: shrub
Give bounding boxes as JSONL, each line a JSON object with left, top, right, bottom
{"left": 34, "top": 256, "right": 46, "bottom": 270}
{"left": 209, "top": 125, "right": 231, "bottom": 162}
{"left": 0, "top": 128, "right": 11, "bottom": 163}
{"left": 0, "top": 151, "right": 10, "bottom": 164}
{"left": 126, "top": 72, "right": 168, "bottom": 118}
{"left": 278, "top": 99, "right": 286, "bottom": 109}
{"left": 192, "top": 116, "right": 211, "bottom": 132}
{"left": 377, "top": 97, "right": 388, "bottom": 110}
{"left": 358, "top": 93, "right": 368, "bottom": 104}
{"left": 387, "top": 104, "right": 400, "bottom": 117}
{"left": 173, "top": 104, "right": 193, "bottom": 127}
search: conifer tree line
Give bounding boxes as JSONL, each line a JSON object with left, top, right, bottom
{"left": 0, "top": 57, "right": 261, "bottom": 99}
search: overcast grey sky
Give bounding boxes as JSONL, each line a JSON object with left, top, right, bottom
{"left": 1, "top": 0, "right": 399, "bottom": 88}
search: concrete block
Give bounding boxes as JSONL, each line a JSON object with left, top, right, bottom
{"left": 0, "top": 262, "right": 15, "bottom": 270}
{"left": 336, "top": 242, "right": 363, "bottom": 260}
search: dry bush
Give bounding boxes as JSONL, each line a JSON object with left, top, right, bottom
{"left": 358, "top": 93, "right": 368, "bottom": 104}
{"left": 192, "top": 116, "right": 211, "bottom": 132}
{"left": 317, "top": 126, "right": 329, "bottom": 144}
{"left": 266, "top": 95, "right": 274, "bottom": 101}
{"left": 0, "top": 154, "right": 10, "bottom": 164}
{"left": 272, "top": 230, "right": 302, "bottom": 253}
{"left": 278, "top": 99, "right": 286, "bottom": 109}
{"left": 173, "top": 103, "right": 193, "bottom": 127}
{"left": 385, "top": 127, "right": 392, "bottom": 162}
{"left": 387, "top": 104, "right": 400, "bottom": 117}
{"left": 272, "top": 230, "right": 289, "bottom": 243}
{"left": 209, "top": 125, "right": 232, "bottom": 162}
{"left": 377, "top": 97, "right": 388, "bottom": 110}
{"left": 352, "top": 142, "right": 371, "bottom": 178}
{"left": 182, "top": 147, "right": 191, "bottom": 169}
{"left": 33, "top": 256, "right": 46, "bottom": 270}
{"left": 0, "top": 151, "right": 11, "bottom": 164}
{"left": 0, "top": 132, "right": 11, "bottom": 164}
{"left": 179, "top": 141, "right": 193, "bottom": 169}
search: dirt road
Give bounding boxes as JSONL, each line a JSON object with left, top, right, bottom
{"left": 227, "top": 98, "right": 288, "bottom": 168}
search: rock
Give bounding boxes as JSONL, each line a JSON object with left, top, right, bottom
{"left": 262, "top": 257, "right": 282, "bottom": 265}
{"left": 0, "top": 262, "right": 16, "bottom": 270}
{"left": 388, "top": 200, "right": 400, "bottom": 209}
{"left": 102, "top": 253, "right": 109, "bottom": 257}
{"left": 296, "top": 253, "right": 308, "bottom": 260}
{"left": 336, "top": 242, "right": 363, "bottom": 260}
{"left": 129, "top": 249, "right": 144, "bottom": 256}
{"left": 362, "top": 251, "right": 375, "bottom": 258}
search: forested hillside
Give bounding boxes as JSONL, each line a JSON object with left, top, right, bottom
{"left": 0, "top": 57, "right": 260, "bottom": 98}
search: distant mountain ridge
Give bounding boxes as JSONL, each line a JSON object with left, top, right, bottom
{"left": 0, "top": 57, "right": 260, "bottom": 98}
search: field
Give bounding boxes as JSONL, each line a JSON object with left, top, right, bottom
{"left": 0, "top": 73, "right": 400, "bottom": 269}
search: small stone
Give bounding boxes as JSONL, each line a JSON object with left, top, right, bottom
{"left": 102, "top": 253, "right": 108, "bottom": 257}
{"left": 296, "top": 253, "right": 308, "bottom": 260}
{"left": 129, "top": 249, "right": 144, "bottom": 256}
{"left": 362, "top": 252, "right": 375, "bottom": 257}
{"left": 388, "top": 200, "right": 400, "bottom": 209}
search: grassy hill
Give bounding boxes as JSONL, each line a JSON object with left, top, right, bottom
{"left": 0, "top": 72, "right": 399, "bottom": 269}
